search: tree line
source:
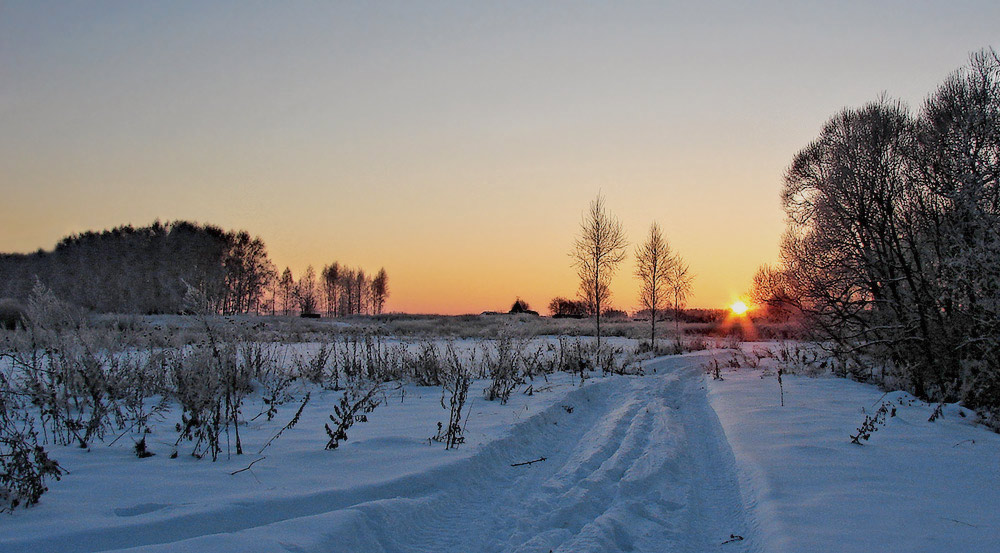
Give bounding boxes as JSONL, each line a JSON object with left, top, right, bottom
{"left": 267, "top": 263, "right": 389, "bottom": 317}
{"left": 0, "top": 220, "right": 389, "bottom": 316}
{"left": 753, "top": 49, "right": 1000, "bottom": 413}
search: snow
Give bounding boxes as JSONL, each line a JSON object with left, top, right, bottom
{"left": 2, "top": 345, "right": 999, "bottom": 552}
{"left": 707, "top": 362, "right": 1000, "bottom": 553}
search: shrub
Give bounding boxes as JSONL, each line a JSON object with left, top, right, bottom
{"left": 434, "top": 345, "right": 472, "bottom": 449}
{"left": 484, "top": 334, "right": 524, "bottom": 403}
{"left": 1, "top": 373, "right": 63, "bottom": 511}
{"left": 325, "top": 381, "right": 382, "bottom": 450}
{"left": 412, "top": 340, "right": 444, "bottom": 386}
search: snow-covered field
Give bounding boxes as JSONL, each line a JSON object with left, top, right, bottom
{"left": 2, "top": 347, "right": 998, "bottom": 552}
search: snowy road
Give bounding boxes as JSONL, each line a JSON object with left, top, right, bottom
{"left": 5, "top": 356, "right": 759, "bottom": 553}
{"left": 317, "top": 358, "right": 759, "bottom": 553}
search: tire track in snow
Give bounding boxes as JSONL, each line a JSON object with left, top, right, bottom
{"left": 8, "top": 355, "right": 760, "bottom": 553}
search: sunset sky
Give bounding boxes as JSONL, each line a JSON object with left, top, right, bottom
{"left": 2, "top": 2, "right": 997, "bottom": 314}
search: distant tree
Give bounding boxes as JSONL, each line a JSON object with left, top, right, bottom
{"left": 634, "top": 222, "right": 676, "bottom": 346}
{"left": 602, "top": 308, "right": 628, "bottom": 320}
{"left": 337, "top": 268, "right": 355, "bottom": 316}
{"left": 370, "top": 268, "right": 389, "bottom": 314}
{"left": 221, "top": 231, "right": 275, "bottom": 314}
{"left": 279, "top": 267, "right": 295, "bottom": 316}
{"left": 354, "top": 269, "right": 368, "bottom": 315}
{"left": 296, "top": 265, "right": 318, "bottom": 315}
{"left": 548, "top": 296, "right": 588, "bottom": 317}
{"left": 571, "top": 194, "right": 628, "bottom": 371}
{"left": 321, "top": 263, "right": 340, "bottom": 317}
{"left": 509, "top": 297, "right": 537, "bottom": 315}
{"left": 668, "top": 258, "right": 693, "bottom": 334}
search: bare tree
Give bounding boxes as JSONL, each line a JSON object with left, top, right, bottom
{"left": 354, "top": 269, "right": 368, "bottom": 315}
{"left": 370, "top": 267, "right": 389, "bottom": 314}
{"left": 337, "top": 267, "right": 355, "bottom": 316}
{"left": 571, "top": 194, "right": 628, "bottom": 371}
{"left": 321, "top": 263, "right": 340, "bottom": 317}
{"left": 279, "top": 267, "right": 294, "bottom": 316}
{"left": 635, "top": 222, "right": 675, "bottom": 346}
{"left": 296, "top": 265, "right": 318, "bottom": 315}
{"left": 668, "top": 258, "right": 693, "bottom": 334}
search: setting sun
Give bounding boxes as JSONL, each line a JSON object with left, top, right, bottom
{"left": 730, "top": 300, "right": 749, "bottom": 315}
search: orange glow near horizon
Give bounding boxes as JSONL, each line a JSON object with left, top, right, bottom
{"left": 719, "top": 300, "right": 757, "bottom": 340}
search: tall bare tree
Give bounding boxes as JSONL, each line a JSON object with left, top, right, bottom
{"left": 279, "top": 267, "right": 294, "bottom": 316}
{"left": 668, "top": 258, "right": 693, "bottom": 334}
{"left": 571, "top": 194, "right": 628, "bottom": 371}
{"left": 354, "top": 268, "right": 368, "bottom": 315}
{"left": 321, "top": 263, "right": 340, "bottom": 317}
{"left": 635, "top": 222, "right": 675, "bottom": 346}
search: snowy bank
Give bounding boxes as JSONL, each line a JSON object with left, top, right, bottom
{"left": 707, "top": 365, "right": 1000, "bottom": 553}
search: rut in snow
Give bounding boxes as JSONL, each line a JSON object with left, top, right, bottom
{"left": 10, "top": 356, "right": 759, "bottom": 553}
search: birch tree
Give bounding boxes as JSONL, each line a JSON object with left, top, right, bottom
{"left": 635, "top": 222, "right": 675, "bottom": 346}
{"left": 571, "top": 194, "right": 628, "bottom": 371}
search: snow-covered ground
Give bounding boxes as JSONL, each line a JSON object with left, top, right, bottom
{"left": 2, "top": 348, "right": 999, "bottom": 552}
{"left": 708, "top": 361, "right": 1000, "bottom": 553}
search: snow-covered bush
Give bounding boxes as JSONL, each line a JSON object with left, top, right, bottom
{"left": 324, "top": 381, "right": 382, "bottom": 450}
{"left": 0, "top": 372, "right": 62, "bottom": 511}
{"left": 484, "top": 333, "right": 525, "bottom": 403}
{"left": 294, "top": 342, "right": 331, "bottom": 387}
{"left": 9, "top": 284, "right": 128, "bottom": 448}
{"left": 433, "top": 344, "right": 472, "bottom": 449}
{"left": 171, "top": 319, "right": 256, "bottom": 460}
{"left": 411, "top": 340, "right": 444, "bottom": 386}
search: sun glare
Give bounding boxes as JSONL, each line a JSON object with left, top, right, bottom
{"left": 730, "top": 300, "right": 749, "bottom": 316}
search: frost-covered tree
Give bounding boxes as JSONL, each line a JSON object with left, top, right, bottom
{"left": 775, "top": 49, "right": 1000, "bottom": 411}
{"left": 635, "top": 222, "right": 676, "bottom": 345}
{"left": 571, "top": 194, "right": 628, "bottom": 369}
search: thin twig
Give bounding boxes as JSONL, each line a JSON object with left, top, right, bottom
{"left": 229, "top": 456, "right": 265, "bottom": 476}
{"left": 511, "top": 456, "right": 546, "bottom": 467}
{"left": 257, "top": 392, "right": 311, "bottom": 455}
{"left": 107, "top": 420, "right": 140, "bottom": 447}
{"left": 871, "top": 391, "right": 890, "bottom": 408}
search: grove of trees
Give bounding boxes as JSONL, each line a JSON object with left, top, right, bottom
{"left": 268, "top": 263, "right": 390, "bottom": 317}
{"left": 754, "top": 49, "right": 1000, "bottom": 413}
{"left": 0, "top": 221, "right": 273, "bottom": 315}
{"left": 0, "top": 220, "right": 390, "bottom": 317}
